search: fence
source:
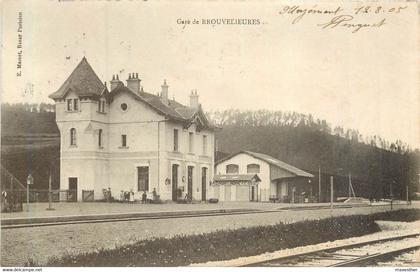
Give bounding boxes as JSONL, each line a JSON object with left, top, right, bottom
{"left": 3, "top": 190, "right": 77, "bottom": 202}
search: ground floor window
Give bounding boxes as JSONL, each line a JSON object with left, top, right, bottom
{"left": 137, "top": 166, "right": 149, "bottom": 192}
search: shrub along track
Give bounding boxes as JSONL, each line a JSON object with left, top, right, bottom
{"left": 35, "top": 209, "right": 420, "bottom": 267}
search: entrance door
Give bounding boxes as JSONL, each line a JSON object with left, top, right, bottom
{"left": 187, "top": 166, "right": 194, "bottom": 200}
{"left": 68, "top": 178, "right": 78, "bottom": 202}
{"left": 251, "top": 186, "right": 255, "bottom": 201}
{"left": 172, "top": 164, "right": 178, "bottom": 201}
{"left": 201, "top": 167, "right": 207, "bottom": 201}
{"left": 224, "top": 185, "right": 231, "bottom": 201}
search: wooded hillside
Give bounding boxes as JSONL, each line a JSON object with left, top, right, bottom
{"left": 1, "top": 104, "right": 418, "bottom": 200}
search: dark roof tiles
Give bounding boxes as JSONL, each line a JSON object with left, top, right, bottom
{"left": 49, "top": 57, "right": 105, "bottom": 99}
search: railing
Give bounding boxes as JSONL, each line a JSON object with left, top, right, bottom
{"left": 3, "top": 190, "right": 77, "bottom": 202}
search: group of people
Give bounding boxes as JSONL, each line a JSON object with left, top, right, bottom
{"left": 119, "top": 188, "right": 158, "bottom": 204}
{"left": 120, "top": 189, "right": 136, "bottom": 203}
{"left": 103, "top": 187, "right": 159, "bottom": 204}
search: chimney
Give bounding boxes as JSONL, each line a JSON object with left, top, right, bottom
{"left": 110, "top": 74, "right": 121, "bottom": 90}
{"left": 189, "top": 89, "right": 199, "bottom": 109}
{"left": 161, "top": 80, "right": 169, "bottom": 105}
{"left": 126, "top": 73, "right": 141, "bottom": 94}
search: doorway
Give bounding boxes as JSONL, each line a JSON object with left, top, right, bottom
{"left": 224, "top": 185, "right": 231, "bottom": 201}
{"left": 201, "top": 167, "right": 207, "bottom": 201}
{"left": 187, "top": 166, "right": 194, "bottom": 200}
{"left": 172, "top": 164, "right": 179, "bottom": 201}
{"left": 68, "top": 177, "right": 78, "bottom": 202}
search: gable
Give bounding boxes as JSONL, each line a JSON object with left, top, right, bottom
{"left": 108, "top": 91, "right": 164, "bottom": 123}
{"left": 215, "top": 153, "right": 269, "bottom": 174}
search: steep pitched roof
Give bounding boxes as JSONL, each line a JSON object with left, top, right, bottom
{"left": 109, "top": 85, "right": 216, "bottom": 129}
{"left": 49, "top": 57, "right": 216, "bottom": 130}
{"left": 216, "top": 150, "right": 314, "bottom": 178}
{"left": 49, "top": 57, "right": 105, "bottom": 100}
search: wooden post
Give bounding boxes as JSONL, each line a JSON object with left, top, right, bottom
{"left": 318, "top": 166, "right": 321, "bottom": 203}
{"left": 406, "top": 185, "right": 409, "bottom": 205}
{"left": 46, "top": 168, "right": 55, "bottom": 210}
{"left": 330, "top": 176, "right": 334, "bottom": 210}
{"left": 26, "top": 184, "right": 29, "bottom": 212}
{"left": 348, "top": 172, "right": 351, "bottom": 198}
{"left": 390, "top": 182, "right": 393, "bottom": 211}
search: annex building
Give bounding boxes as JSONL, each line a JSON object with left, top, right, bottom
{"left": 215, "top": 150, "right": 314, "bottom": 202}
{"left": 49, "top": 57, "right": 215, "bottom": 202}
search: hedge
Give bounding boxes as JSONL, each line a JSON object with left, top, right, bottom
{"left": 36, "top": 208, "right": 419, "bottom": 267}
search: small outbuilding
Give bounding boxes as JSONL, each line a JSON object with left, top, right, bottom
{"left": 213, "top": 174, "right": 261, "bottom": 201}
{"left": 214, "top": 150, "right": 314, "bottom": 202}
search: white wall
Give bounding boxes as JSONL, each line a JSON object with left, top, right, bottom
{"left": 56, "top": 89, "right": 215, "bottom": 201}
{"left": 215, "top": 153, "right": 270, "bottom": 189}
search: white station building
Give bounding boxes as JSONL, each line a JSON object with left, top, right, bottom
{"left": 49, "top": 57, "right": 216, "bottom": 202}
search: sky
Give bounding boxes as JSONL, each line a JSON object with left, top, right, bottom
{"left": 1, "top": 1, "right": 419, "bottom": 148}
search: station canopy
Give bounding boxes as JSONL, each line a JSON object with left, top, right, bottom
{"left": 213, "top": 174, "right": 261, "bottom": 186}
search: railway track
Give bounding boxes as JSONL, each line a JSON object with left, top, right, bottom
{"left": 241, "top": 233, "right": 420, "bottom": 267}
{"left": 1, "top": 208, "right": 282, "bottom": 229}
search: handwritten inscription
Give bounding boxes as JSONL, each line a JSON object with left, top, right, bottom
{"left": 279, "top": 4, "right": 408, "bottom": 33}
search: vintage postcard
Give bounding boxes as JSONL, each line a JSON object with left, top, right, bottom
{"left": 1, "top": 0, "right": 419, "bottom": 270}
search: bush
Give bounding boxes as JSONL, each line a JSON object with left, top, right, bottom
{"left": 41, "top": 208, "right": 419, "bottom": 267}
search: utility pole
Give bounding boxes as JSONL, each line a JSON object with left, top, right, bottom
{"left": 348, "top": 172, "right": 351, "bottom": 198}
{"left": 318, "top": 166, "right": 321, "bottom": 203}
{"left": 46, "top": 168, "right": 55, "bottom": 211}
{"left": 330, "top": 176, "right": 334, "bottom": 210}
{"left": 26, "top": 174, "right": 33, "bottom": 212}
{"left": 390, "top": 181, "right": 393, "bottom": 211}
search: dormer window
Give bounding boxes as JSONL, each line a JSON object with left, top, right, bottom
{"left": 67, "top": 99, "right": 73, "bottom": 111}
{"left": 73, "top": 99, "right": 79, "bottom": 111}
{"left": 98, "top": 100, "right": 106, "bottom": 113}
{"left": 67, "top": 98, "right": 79, "bottom": 112}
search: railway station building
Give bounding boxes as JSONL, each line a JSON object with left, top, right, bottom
{"left": 49, "top": 57, "right": 216, "bottom": 202}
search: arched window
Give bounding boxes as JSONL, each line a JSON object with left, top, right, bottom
{"left": 98, "top": 129, "right": 103, "bottom": 147}
{"left": 70, "top": 128, "right": 77, "bottom": 146}
{"left": 247, "top": 163, "right": 260, "bottom": 174}
{"left": 226, "top": 164, "right": 239, "bottom": 174}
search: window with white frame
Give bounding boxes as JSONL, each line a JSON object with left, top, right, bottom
{"left": 70, "top": 128, "right": 77, "bottom": 146}
{"left": 98, "top": 129, "right": 103, "bottom": 148}
{"left": 98, "top": 100, "right": 106, "bottom": 113}
{"left": 174, "top": 129, "right": 179, "bottom": 151}
{"left": 67, "top": 99, "right": 79, "bottom": 112}
{"left": 226, "top": 164, "right": 239, "bottom": 174}
{"left": 188, "top": 132, "right": 194, "bottom": 153}
{"left": 121, "top": 135, "right": 127, "bottom": 147}
{"left": 247, "top": 163, "right": 260, "bottom": 174}
{"left": 202, "top": 135, "right": 207, "bottom": 155}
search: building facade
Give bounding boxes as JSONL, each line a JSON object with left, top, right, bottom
{"left": 49, "top": 57, "right": 215, "bottom": 201}
{"left": 215, "top": 151, "right": 314, "bottom": 202}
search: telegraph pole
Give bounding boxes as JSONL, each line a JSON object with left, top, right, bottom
{"left": 390, "top": 181, "right": 393, "bottom": 211}
{"left": 330, "top": 176, "right": 334, "bottom": 210}
{"left": 318, "top": 166, "right": 321, "bottom": 203}
{"left": 46, "top": 168, "right": 55, "bottom": 211}
{"left": 348, "top": 172, "right": 351, "bottom": 198}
